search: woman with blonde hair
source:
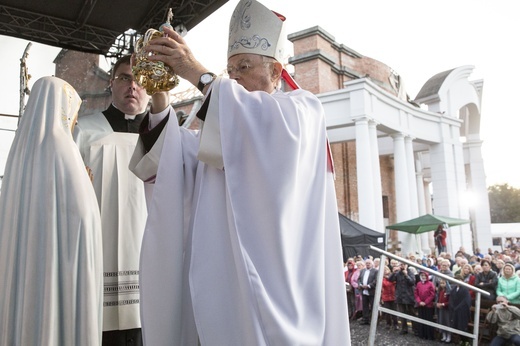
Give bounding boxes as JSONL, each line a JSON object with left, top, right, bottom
{"left": 496, "top": 263, "right": 520, "bottom": 304}
{"left": 461, "top": 263, "right": 476, "bottom": 300}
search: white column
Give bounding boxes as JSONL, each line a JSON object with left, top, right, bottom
{"left": 405, "top": 136, "right": 419, "bottom": 217}
{"left": 355, "top": 117, "right": 376, "bottom": 229}
{"left": 392, "top": 133, "right": 413, "bottom": 255}
{"left": 404, "top": 136, "right": 421, "bottom": 254}
{"left": 368, "top": 120, "right": 384, "bottom": 232}
{"left": 453, "top": 136, "right": 472, "bottom": 250}
{"left": 415, "top": 153, "right": 431, "bottom": 254}
{"left": 415, "top": 153, "right": 427, "bottom": 215}
{"left": 423, "top": 180, "right": 435, "bottom": 251}
{"left": 465, "top": 139, "right": 493, "bottom": 251}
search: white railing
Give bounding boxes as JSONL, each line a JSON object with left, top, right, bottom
{"left": 367, "top": 246, "right": 491, "bottom": 346}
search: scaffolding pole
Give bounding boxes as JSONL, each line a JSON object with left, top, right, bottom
{"left": 19, "top": 42, "right": 32, "bottom": 124}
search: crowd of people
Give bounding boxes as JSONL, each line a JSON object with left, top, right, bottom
{"left": 344, "top": 245, "right": 520, "bottom": 345}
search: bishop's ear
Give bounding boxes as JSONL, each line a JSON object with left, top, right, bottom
{"left": 271, "top": 61, "right": 283, "bottom": 82}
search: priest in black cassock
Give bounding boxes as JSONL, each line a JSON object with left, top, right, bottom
{"left": 74, "top": 55, "right": 166, "bottom": 346}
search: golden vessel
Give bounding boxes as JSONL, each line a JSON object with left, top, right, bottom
{"left": 133, "top": 9, "right": 179, "bottom": 95}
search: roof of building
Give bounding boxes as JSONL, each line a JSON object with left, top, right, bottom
{"left": 415, "top": 68, "right": 454, "bottom": 101}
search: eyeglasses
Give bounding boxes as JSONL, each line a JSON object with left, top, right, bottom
{"left": 113, "top": 74, "right": 137, "bottom": 84}
{"left": 226, "top": 60, "right": 272, "bottom": 76}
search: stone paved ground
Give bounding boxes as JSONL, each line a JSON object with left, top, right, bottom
{"left": 349, "top": 318, "right": 491, "bottom": 346}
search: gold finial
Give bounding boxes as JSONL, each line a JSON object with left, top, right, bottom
{"left": 167, "top": 8, "right": 173, "bottom": 25}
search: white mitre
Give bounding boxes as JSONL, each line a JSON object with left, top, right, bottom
{"left": 228, "top": 0, "right": 286, "bottom": 62}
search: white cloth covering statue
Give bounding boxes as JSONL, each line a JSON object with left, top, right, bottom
{"left": 0, "top": 76, "right": 103, "bottom": 345}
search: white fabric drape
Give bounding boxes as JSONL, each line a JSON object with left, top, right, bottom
{"left": 134, "top": 78, "right": 350, "bottom": 345}
{"left": 0, "top": 76, "right": 103, "bottom": 345}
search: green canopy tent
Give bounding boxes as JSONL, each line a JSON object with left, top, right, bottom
{"left": 386, "top": 214, "right": 470, "bottom": 234}
{"left": 385, "top": 214, "right": 470, "bottom": 255}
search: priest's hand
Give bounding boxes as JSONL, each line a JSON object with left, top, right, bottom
{"left": 150, "top": 91, "right": 170, "bottom": 114}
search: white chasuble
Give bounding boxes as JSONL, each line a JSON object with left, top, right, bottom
{"left": 75, "top": 112, "right": 147, "bottom": 331}
{"left": 134, "top": 78, "right": 350, "bottom": 345}
{"left": 0, "top": 77, "right": 103, "bottom": 345}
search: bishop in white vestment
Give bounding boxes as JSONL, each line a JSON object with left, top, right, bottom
{"left": 130, "top": 1, "right": 350, "bottom": 344}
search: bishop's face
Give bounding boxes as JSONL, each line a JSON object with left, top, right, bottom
{"left": 227, "top": 54, "right": 278, "bottom": 93}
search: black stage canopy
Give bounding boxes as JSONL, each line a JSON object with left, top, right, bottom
{"left": 0, "top": 0, "right": 228, "bottom": 57}
{"left": 339, "top": 213, "right": 386, "bottom": 261}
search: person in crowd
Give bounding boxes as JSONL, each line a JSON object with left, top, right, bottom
{"left": 358, "top": 259, "right": 378, "bottom": 325}
{"left": 409, "top": 265, "right": 420, "bottom": 284}
{"left": 496, "top": 259, "right": 506, "bottom": 277}
{"left": 474, "top": 248, "right": 485, "bottom": 259}
{"left": 436, "top": 279, "right": 452, "bottom": 343}
{"left": 469, "top": 255, "right": 479, "bottom": 265}
{"left": 455, "top": 258, "right": 469, "bottom": 276}
{"left": 460, "top": 263, "right": 477, "bottom": 300}
{"left": 449, "top": 275, "right": 472, "bottom": 346}
{"left": 128, "top": 0, "right": 350, "bottom": 344}
{"left": 344, "top": 259, "right": 358, "bottom": 319}
{"left": 389, "top": 262, "right": 416, "bottom": 335}
{"left": 0, "top": 77, "right": 103, "bottom": 345}
{"left": 414, "top": 271, "right": 436, "bottom": 340}
{"left": 486, "top": 296, "right": 520, "bottom": 346}
{"left": 373, "top": 257, "right": 381, "bottom": 270}
{"left": 491, "top": 257, "right": 500, "bottom": 273}
{"left": 351, "top": 261, "right": 364, "bottom": 320}
{"left": 437, "top": 256, "right": 445, "bottom": 268}
{"left": 434, "top": 259, "right": 454, "bottom": 287}
{"left": 459, "top": 247, "right": 471, "bottom": 261}
{"left": 473, "top": 264, "right": 483, "bottom": 275}
{"left": 496, "top": 262, "right": 520, "bottom": 304}
{"left": 73, "top": 54, "right": 160, "bottom": 345}
{"left": 418, "top": 258, "right": 424, "bottom": 267}
{"left": 475, "top": 259, "right": 498, "bottom": 301}
{"left": 452, "top": 256, "right": 465, "bottom": 275}
{"left": 445, "top": 253, "right": 455, "bottom": 269}
{"left": 425, "top": 257, "right": 438, "bottom": 271}
{"left": 434, "top": 224, "right": 447, "bottom": 254}
{"left": 381, "top": 266, "right": 398, "bottom": 330}
{"left": 389, "top": 259, "right": 400, "bottom": 271}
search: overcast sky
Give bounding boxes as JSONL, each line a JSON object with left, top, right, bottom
{"left": 1, "top": 0, "right": 519, "bottom": 187}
